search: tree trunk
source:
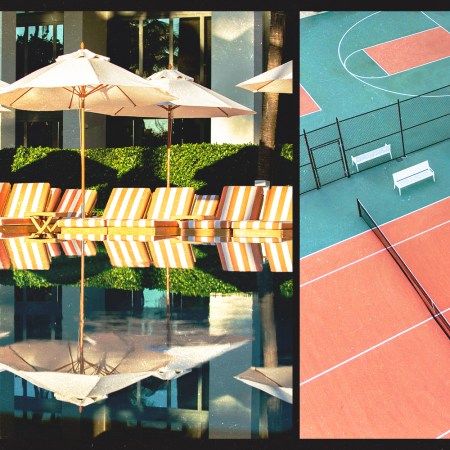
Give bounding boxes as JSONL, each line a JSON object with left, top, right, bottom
{"left": 257, "top": 11, "right": 286, "bottom": 181}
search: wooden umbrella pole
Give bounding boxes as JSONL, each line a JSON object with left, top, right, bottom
{"left": 167, "top": 110, "right": 172, "bottom": 188}
{"left": 80, "top": 96, "right": 86, "bottom": 218}
{"left": 79, "top": 250, "right": 85, "bottom": 374}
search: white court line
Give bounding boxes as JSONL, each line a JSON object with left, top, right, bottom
{"left": 300, "top": 193, "right": 450, "bottom": 261}
{"left": 300, "top": 215, "right": 450, "bottom": 287}
{"left": 338, "top": 11, "right": 450, "bottom": 98}
{"left": 436, "top": 429, "right": 450, "bottom": 439}
{"left": 299, "top": 306, "right": 450, "bottom": 387}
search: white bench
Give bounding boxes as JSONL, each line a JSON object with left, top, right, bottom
{"left": 392, "top": 160, "right": 435, "bottom": 196}
{"left": 351, "top": 144, "right": 392, "bottom": 172}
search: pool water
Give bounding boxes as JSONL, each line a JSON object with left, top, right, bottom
{"left": 0, "top": 236, "right": 293, "bottom": 446}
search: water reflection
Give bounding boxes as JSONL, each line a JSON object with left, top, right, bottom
{"left": 0, "top": 235, "right": 293, "bottom": 442}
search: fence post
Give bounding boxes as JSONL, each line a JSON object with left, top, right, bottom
{"left": 397, "top": 99, "right": 406, "bottom": 157}
{"left": 303, "top": 129, "right": 320, "bottom": 189}
{"left": 335, "top": 118, "right": 350, "bottom": 177}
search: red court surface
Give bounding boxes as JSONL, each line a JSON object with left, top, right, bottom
{"left": 300, "top": 197, "right": 450, "bottom": 438}
{"left": 300, "top": 84, "right": 320, "bottom": 117}
{"left": 364, "top": 27, "right": 450, "bottom": 75}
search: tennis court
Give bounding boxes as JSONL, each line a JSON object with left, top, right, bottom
{"left": 299, "top": 196, "right": 450, "bottom": 438}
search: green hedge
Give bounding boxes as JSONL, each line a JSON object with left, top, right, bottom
{"left": 2, "top": 143, "right": 293, "bottom": 209}
{"left": 0, "top": 143, "right": 293, "bottom": 296}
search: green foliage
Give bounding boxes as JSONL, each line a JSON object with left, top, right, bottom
{"left": 0, "top": 143, "right": 293, "bottom": 208}
{"left": 280, "top": 279, "right": 293, "bottom": 298}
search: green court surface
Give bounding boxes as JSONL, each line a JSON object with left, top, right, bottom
{"left": 300, "top": 140, "right": 450, "bottom": 258}
{"left": 300, "top": 11, "right": 450, "bottom": 131}
{"left": 300, "top": 11, "right": 450, "bottom": 257}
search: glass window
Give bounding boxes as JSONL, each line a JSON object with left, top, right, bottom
{"left": 106, "top": 13, "right": 211, "bottom": 148}
{"left": 15, "top": 13, "right": 64, "bottom": 147}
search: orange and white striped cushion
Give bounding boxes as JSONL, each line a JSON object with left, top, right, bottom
{"left": 146, "top": 187, "right": 195, "bottom": 220}
{"left": 217, "top": 241, "right": 263, "bottom": 272}
{"left": 3, "top": 183, "right": 51, "bottom": 218}
{"left": 5, "top": 237, "right": 50, "bottom": 270}
{"left": 231, "top": 186, "right": 292, "bottom": 229}
{"left": 0, "top": 183, "right": 11, "bottom": 216}
{"left": 260, "top": 186, "right": 292, "bottom": 221}
{"left": 60, "top": 240, "right": 97, "bottom": 257}
{"left": 58, "top": 232, "right": 106, "bottom": 241}
{"left": 190, "top": 194, "right": 220, "bottom": 217}
{"left": 180, "top": 186, "right": 263, "bottom": 229}
{"left": 62, "top": 187, "right": 151, "bottom": 228}
{"left": 104, "top": 187, "right": 151, "bottom": 224}
{"left": 46, "top": 242, "right": 62, "bottom": 257}
{"left": 55, "top": 189, "right": 98, "bottom": 217}
{"left": 147, "top": 238, "right": 195, "bottom": 268}
{"left": 0, "top": 240, "right": 10, "bottom": 269}
{"left": 262, "top": 240, "right": 292, "bottom": 272}
{"left": 45, "top": 187, "right": 62, "bottom": 212}
{"left": 104, "top": 240, "right": 151, "bottom": 267}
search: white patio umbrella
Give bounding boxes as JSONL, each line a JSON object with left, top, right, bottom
{"left": 87, "top": 68, "right": 256, "bottom": 187}
{"left": 0, "top": 43, "right": 176, "bottom": 217}
{"left": 0, "top": 80, "right": 11, "bottom": 112}
{"left": 234, "top": 365, "right": 292, "bottom": 403}
{"left": 0, "top": 333, "right": 174, "bottom": 407}
{"left": 236, "top": 60, "right": 293, "bottom": 94}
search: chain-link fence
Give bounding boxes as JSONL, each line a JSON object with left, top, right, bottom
{"left": 300, "top": 84, "right": 450, "bottom": 194}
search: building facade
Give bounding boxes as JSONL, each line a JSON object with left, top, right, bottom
{"left": 0, "top": 11, "right": 294, "bottom": 150}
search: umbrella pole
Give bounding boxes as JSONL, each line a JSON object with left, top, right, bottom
{"left": 79, "top": 249, "right": 85, "bottom": 374}
{"left": 167, "top": 111, "right": 172, "bottom": 188}
{"left": 81, "top": 97, "right": 86, "bottom": 219}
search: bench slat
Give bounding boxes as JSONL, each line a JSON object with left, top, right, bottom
{"left": 351, "top": 144, "right": 392, "bottom": 171}
{"left": 392, "top": 160, "right": 435, "bottom": 195}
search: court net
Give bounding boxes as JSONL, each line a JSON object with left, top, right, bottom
{"left": 357, "top": 198, "right": 450, "bottom": 340}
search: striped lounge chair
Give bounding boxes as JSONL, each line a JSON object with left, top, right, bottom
{"left": 147, "top": 237, "right": 195, "bottom": 269}
{"left": 4, "top": 237, "right": 51, "bottom": 270}
{"left": 231, "top": 185, "right": 292, "bottom": 238}
{"left": 107, "top": 187, "right": 195, "bottom": 238}
{"left": 0, "top": 240, "right": 10, "bottom": 269}
{"left": 262, "top": 239, "right": 293, "bottom": 272}
{"left": 104, "top": 239, "right": 152, "bottom": 267}
{"left": 27, "top": 188, "right": 98, "bottom": 238}
{"left": 57, "top": 187, "right": 151, "bottom": 241}
{"left": 0, "top": 183, "right": 51, "bottom": 237}
{"left": 179, "top": 186, "right": 264, "bottom": 237}
{"left": 216, "top": 240, "right": 263, "bottom": 272}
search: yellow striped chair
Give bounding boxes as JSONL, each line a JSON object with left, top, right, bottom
{"left": 263, "top": 239, "right": 293, "bottom": 272}
{"left": 147, "top": 237, "right": 195, "bottom": 269}
{"left": 45, "top": 187, "right": 62, "bottom": 212}
{"left": 231, "top": 185, "right": 292, "bottom": 238}
{"left": 180, "top": 185, "right": 264, "bottom": 237}
{"left": 28, "top": 188, "right": 98, "bottom": 237}
{"left": 57, "top": 187, "right": 151, "bottom": 240}
{"left": 104, "top": 239, "right": 152, "bottom": 267}
{"left": 107, "top": 187, "right": 195, "bottom": 237}
{"left": 0, "top": 183, "right": 51, "bottom": 236}
{"left": 0, "top": 240, "right": 10, "bottom": 269}
{"left": 4, "top": 237, "right": 51, "bottom": 270}
{"left": 60, "top": 239, "right": 97, "bottom": 257}
{"left": 216, "top": 241, "right": 263, "bottom": 272}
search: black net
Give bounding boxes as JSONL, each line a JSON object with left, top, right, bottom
{"left": 357, "top": 198, "right": 450, "bottom": 340}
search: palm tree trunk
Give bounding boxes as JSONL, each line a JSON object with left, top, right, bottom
{"left": 257, "top": 11, "right": 286, "bottom": 181}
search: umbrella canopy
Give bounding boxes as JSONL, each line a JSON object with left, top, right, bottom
{"left": 87, "top": 68, "right": 256, "bottom": 187}
{"left": 236, "top": 60, "right": 293, "bottom": 94}
{"left": 88, "top": 317, "right": 250, "bottom": 382}
{"left": 0, "top": 44, "right": 176, "bottom": 216}
{"left": 0, "top": 80, "right": 11, "bottom": 112}
{"left": 0, "top": 334, "right": 173, "bottom": 407}
{"left": 234, "top": 365, "right": 292, "bottom": 404}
